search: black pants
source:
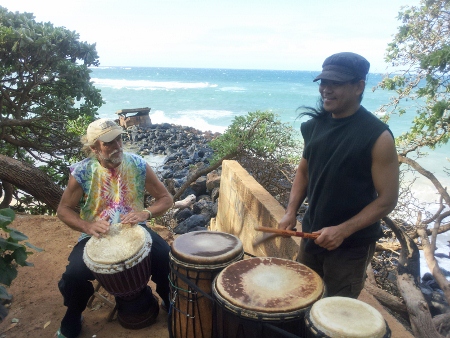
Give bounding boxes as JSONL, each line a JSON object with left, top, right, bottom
{"left": 58, "top": 225, "right": 171, "bottom": 317}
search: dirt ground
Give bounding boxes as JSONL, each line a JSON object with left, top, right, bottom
{"left": 0, "top": 214, "right": 413, "bottom": 338}
{"left": 0, "top": 214, "right": 173, "bottom": 338}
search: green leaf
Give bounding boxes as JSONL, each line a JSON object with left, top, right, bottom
{"left": 8, "top": 228, "right": 29, "bottom": 242}
{"left": 0, "top": 259, "right": 18, "bottom": 286}
{"left": 12, "top": 247, "right": 28, "bottom": 266}
{"left": 0, "top": 238, "right": 23, "bottom": 251}
{"left": 25, "top": 242, "right": 44, "bottom": 252}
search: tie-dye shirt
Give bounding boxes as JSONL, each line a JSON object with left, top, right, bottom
{"left": 70, "top": 152, "right": 147, "bottom": 240}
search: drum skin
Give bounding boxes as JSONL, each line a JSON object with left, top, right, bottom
{"left": 305, "top": 297, "right": 391, "bottom": 338}
{"left": 83, "top": 224, "right": 152, "bottom": 298}
{"left": 213, "top": 257, "right": 325, "bottom": 338}
{"left": 169, "top": 231, "right": 244, "bottom": 338}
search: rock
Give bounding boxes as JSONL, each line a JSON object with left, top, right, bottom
{"left": 174, "top": 208, "right": 193, "bottom": 223}
{"left": 174, "top": 214, "right": 208, "bottom": 234}
{"left": 190, "top": 177, "right": 207, "bottom": 196}
{"left": 206, "top": 170, "right": 221, "bottom": 191}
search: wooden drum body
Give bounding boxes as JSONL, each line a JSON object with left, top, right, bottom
{"left": 169, "top": 231, "right": 244, "bottom": 338}
{"left": 212, "top": 257, "right": 325, "bottom": 338}
{"left": 305, "top": 296, "right": 391, "bottom": 338}
{"left": 83, "top": 224, "right": 152, "bottom": 298}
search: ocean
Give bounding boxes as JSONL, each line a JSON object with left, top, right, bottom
{"left": 90, "top": 66, "right": 450, "bottom": 276}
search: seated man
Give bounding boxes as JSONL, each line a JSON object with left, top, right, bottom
{"left": 55, "top": 118, "right": 173, "bottom": 338}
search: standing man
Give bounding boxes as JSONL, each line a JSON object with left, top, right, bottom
{"left": 55, "top": 118, "right": 173, "bottom": 338}
{"left": 279, "top": 52, "right": 399, "bottom": 298}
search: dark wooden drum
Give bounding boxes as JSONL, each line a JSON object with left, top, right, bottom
{"left": 304, "top": 296, "right": 391, "bottom": 338}
{"left": 83, "top": 223, "right": 152, "bottom": 298}
{"left": 169, "top": 230, "right": 244, "bottom": 338}
{"left": 212, "top": 257, "right": 325, "bottom": 338}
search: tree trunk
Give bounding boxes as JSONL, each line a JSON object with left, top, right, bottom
{"left": 0, "top": 180, "right": 13, "bottom": 209}
{"left": 383, "top": 217, "right": 443, "bottom": 337}
{"left": 0, "top": 155, "right": 63, "bottom": 211}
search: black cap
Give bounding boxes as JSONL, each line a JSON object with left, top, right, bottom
{"left": 313, "top": 52, "right": 370, "bottom": 82}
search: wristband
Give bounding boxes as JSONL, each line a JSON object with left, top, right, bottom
{"left": 143, "top": 209, "right": 152, "bottom": 220}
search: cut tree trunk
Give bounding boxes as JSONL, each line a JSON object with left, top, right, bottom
{"left": 0, "top": 155, "right": 63, "bottom": 211}
{"left": 383, "top": 217, "right": 443, "bottom": 337}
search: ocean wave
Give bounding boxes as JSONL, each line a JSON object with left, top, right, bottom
{"left": 218, "top": 86, "right": 246, "bottom": 92}
{"left": 91, "top": 78, "right": 216, "bottom": 90}
{"left": 177, "top": 109, "right": 235, "bottom": 119}
{"left": 149, "top": 110, "right": 227, "bottom": 133}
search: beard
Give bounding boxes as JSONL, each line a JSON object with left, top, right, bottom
{"left": 98, "top": 149, "right": 123, "bottom": 164}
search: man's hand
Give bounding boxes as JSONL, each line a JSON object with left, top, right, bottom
{"left": 279, "top": 213, "right": 297, "bottom": 231}
{"left": 85, "top": 219, "right": 110, "bottom": 238}
{"left": 120, "top": 211, "right": 149, "bottom": 225}
{"left": 314, "top": 226, "right": 346, "bottom": 251}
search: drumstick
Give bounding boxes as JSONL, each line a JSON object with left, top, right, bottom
{"left": 254, "top": 226, "right": 319, "bottom": 239}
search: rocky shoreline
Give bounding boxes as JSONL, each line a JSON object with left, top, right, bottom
{"left": 123, "top": 123, "right": 222, "bottom": 234}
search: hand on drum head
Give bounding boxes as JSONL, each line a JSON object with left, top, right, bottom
{"left": 120, "top": 211, "right": 148, "bottom": 225}
{"left": 86, "top": 219, "right": 110, "bottom": 238}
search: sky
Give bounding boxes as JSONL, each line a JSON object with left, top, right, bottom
{"left": 2, "top": 0, "right": 421, "bottom": 72}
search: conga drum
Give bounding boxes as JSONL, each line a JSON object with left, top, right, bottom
{"left": 212, "top": 257, "right": 325, "bottom": 338}
{"left": 169, "top": 231, "right": 244, "bottom": 338}
{"left": 83, "top": 223, "right": 157, "bottom": 329}
{"left": 304, "top": 297, "right": 391, "bottom": 338}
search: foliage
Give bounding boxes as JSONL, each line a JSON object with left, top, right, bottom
{"left": 209, "top": 111, "right": 301, "bottom": 206}
{"left": 376, "top": 0, "right": 450, "bottom": 227}
{"left": 378, "top": 0, "right": 450, "bottom": 154}
{"left": 0, "top": 6, "right": 103, "bottom": 211}
{"left": 0, "top": 208, "right": 42, "bottom": 300}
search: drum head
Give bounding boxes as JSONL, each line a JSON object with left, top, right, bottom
{"left": 216, "top": 257, "right": 324, "bottom": 313}
{"left": 171, "top": 231, "right": 243, "bottom": 265}
{"left": 85, "top": 223, "right": 146, "bottom": 264}
{"left": 308, "top": 297, "right": 387, "bottom": 338}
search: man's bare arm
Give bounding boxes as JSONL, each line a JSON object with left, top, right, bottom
{"left": 56, "top": 175, "right": 110, "bottom": 237}
{"left": 279, "top": 157, "right": 309, "bottom": 231}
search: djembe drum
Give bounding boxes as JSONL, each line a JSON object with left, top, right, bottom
{"left": 304, "top": 296, "right": 391, "bottom": 338}
{"left": 83, "top": 223, "right": 157, "bottom": 329}
{"left": 212, "top": 257, "right": 325, "bottom": 338}
{"left": 169, "top": 231, "right": 244, "bottom": 338}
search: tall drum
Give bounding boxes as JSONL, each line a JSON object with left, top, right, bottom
{"left": 83, "top": 223, "right": 152, "bottom": 298}
{"left": 83, "top": 223, "right": 158, "bottom": 329}
{"left": 304, "top": 297, "right": 391, "bottom": 338}
{"left": 213, "top": 257, "right": 325, "bottom": 338}
{"left": 169, "top": 231, "right": 244, "bottom": 338}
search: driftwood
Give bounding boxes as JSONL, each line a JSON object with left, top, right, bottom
{"left": 383, "top": 216, "right": 443, "bottom": 337}
{"left": 364, "top": 280, "right": 410, "bottom": 321}
{"left": 432, "top": 313, "right": 450, "bottom": 336}
{"left": 376, "top": 241, "right": 402, "bottom": 252}
{"left": 417, "top": 224, "right": 450, "bottom": 306}
{"left": 173, "top": 194, "right": 196, "bottom": 209}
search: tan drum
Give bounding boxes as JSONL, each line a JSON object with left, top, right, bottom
{"left": 305, "top": 296, "right": 391, "bottom": 338}
{"left": 169, "top": 231, "right": 244, "bottom": 338}
{"left": 83, "top": 223, "right": 152, "bottom": 298}
{"left": 213, "top": 257, "right": 325, "bottom": 338}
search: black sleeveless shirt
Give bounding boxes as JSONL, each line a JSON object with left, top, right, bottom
{"left": 300, "top": 106, "right": 392, "bottom": 254}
